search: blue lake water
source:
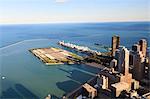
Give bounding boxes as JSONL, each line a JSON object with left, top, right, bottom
{"left": 0, "top": 22, "right": 150, "bottom": 98}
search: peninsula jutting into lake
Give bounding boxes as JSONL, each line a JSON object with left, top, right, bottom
{"left": 30, "top": 47, "right": 83, "bottom": 65}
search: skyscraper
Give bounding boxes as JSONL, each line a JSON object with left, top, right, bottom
{"left": 131, "top": 39, "right": 148, "bottom": 81}
{"left": 132, "top": 44, "right": 140, "bottom": 52}
{"left": 111, "top": 35, "right": 120, "bottom": 56}
{"left": 132, "top": 51, "right": 145, "bottom": 80}
{"left": 139, "top": 39, "right": 147, "bottom": 57}
{"left": 115, "top": 46, "right": 129, "bottom": 75}
{"left": 130, "top": 44, "right": 141, "bottom": 65}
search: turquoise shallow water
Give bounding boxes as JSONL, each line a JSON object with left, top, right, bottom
{"left": 0, "top": 39, "right": 100, "bottom": 98}
{"left": 0, "top": 22, "right": 150, "bottom": 98}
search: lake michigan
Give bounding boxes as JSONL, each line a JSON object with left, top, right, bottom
{"left": 0, "top": 22, "right": 150, "bottom": 98}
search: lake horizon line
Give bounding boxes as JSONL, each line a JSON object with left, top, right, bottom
{"left": 0, "top": 20, "right": 150, "bottom": 26}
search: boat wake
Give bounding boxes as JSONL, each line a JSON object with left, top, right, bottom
{"left": 0, "top": 38, "right": 51, "bottom": 50}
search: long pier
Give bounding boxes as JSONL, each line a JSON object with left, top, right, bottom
{"left": 58, "top": 41, "right": 101, "bottom": 56}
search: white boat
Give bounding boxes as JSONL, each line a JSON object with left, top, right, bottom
{"left": 2, "top": 76, "right": 6, "bottom": 80}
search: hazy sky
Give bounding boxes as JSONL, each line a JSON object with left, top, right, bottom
{"left": 0, "top": 0, "right": 149, "bottom": 24}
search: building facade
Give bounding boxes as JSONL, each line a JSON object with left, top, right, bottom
{"left": 111, "top": 35, "right": 120, "bottom": 56}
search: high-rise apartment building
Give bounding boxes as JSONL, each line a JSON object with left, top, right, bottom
{"left": 111, "top": 35, "right": 120, "bottom": 56}
{"left": 132, "top": 51, "right": 145, "bottom": 80}
{"left": 115, "top": 46, "right": 129, "bottom": 75}
{"left": 139, "top": 39, "right": 147, "bottom": 57}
